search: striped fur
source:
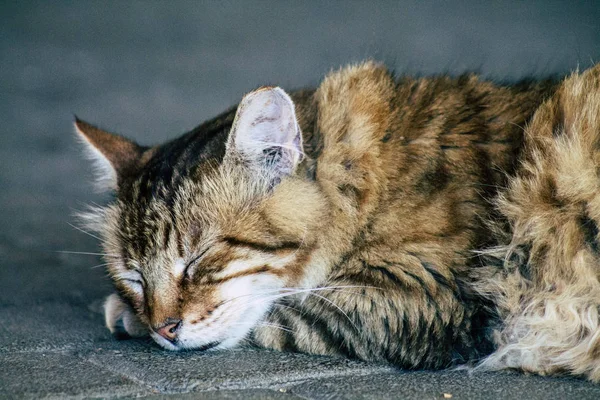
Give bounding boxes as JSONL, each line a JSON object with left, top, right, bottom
{"left": 74, "top": 61, "right": 599, "bottom": 374}
{"left": 474, "top": 64, "right": 600, "bottom": 381}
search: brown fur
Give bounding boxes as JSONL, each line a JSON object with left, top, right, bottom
{"left": 77, "top": 61, "right": 600, "bottom": 377}
{"left": 475, "top": 64, "right": 600, "bottom": 381}
{"left": 249, "top": 63, "right": 555, "bottom": 368}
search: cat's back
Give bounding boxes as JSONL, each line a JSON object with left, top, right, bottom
{"left": 253, "top": 63, "right": 558, "bottom": 367}
{"left": 300, "top": 62, "right": 556, "bottom": 261}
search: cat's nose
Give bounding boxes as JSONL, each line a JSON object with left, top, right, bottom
{"left": 156, "top": 320, "right": 182, "bottom": 342}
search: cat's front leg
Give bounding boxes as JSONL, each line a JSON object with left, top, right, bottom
{"left": 252, "top": 255, "right": 476, "bottom": 369}
{"left": 104, "top": 293, "right": 147, "bottom": 338}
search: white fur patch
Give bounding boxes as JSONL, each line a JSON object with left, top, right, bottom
{"left": 74, "top": 123, "right": 117, "bottom": 191}
{"left": 173, "top": 258, "right": 186, "bottom": 278}
{"left": 151, "top": 271, "right": 283, "bottom": 351}
{"left": 73, "top": 204, "right": 106, "bottom": 234}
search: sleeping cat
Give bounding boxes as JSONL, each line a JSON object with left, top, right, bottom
{"left": 75, "top": 61, "right": 600, "bottom": 380}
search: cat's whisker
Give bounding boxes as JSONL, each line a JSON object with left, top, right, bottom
{"left": 280, "top": 285, "right": 383, "bottom": 299}
{"left": 55, "top": 250, "right": 118, "bottom": 257}
{"left": 247, "top": 286, "right": 376, "bottom": 332}
{"left": 257, "top": 322, "right": 295, "bottom": 333}
{"left": 272, "top": 303, "right": 304, "bottom": 314}
{"left": 247, "top": 290, "right": 359, "bottom": 332}
{"left": 67, "top": 222, "right": 103, "bottom": 241}
{"left": 508, "top": 120, "right": 527, "bottom": 134}
{"left": 229, "top": 321, "right": 295, "bottom": 334}
{"left": 305, "top": 292, "right": 359, "bottom": 331}
{"left": 288, "top": 226, "right": 310, "bottom": 259}
{"left": 90, "top": 262, "right": 115, "bottom": 269}
{"left": 244, "top": 290, "right": 322, "bottom": 305}
{"left": 269, "top": 302, "right": 313, "bottom": 323}
{"left": 244, "top": 288, "right": 344, "bottom": 306}
{"left": 240, "top": 285, "right": 382, "bottom": 308}
{"left": 218, "top": 284, "right": 373, "bottom": 307}
{"left": 218, "top": 289, "right": 292, "bottom": 307}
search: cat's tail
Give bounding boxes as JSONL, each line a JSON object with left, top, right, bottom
{"left": 473, "top": 63, "right": 600, "bottom": 382}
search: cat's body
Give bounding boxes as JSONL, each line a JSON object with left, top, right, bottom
{"left": 75, "top": 61, "right": 600, "bottom": 380}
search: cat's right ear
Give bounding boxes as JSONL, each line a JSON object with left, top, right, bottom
{"left": 224, "top": 87, "right": 303, "bottom": 185}
{"left": 74, "top": 117, "right": 145, "bottom": 191}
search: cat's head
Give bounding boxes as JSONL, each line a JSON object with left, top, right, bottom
{"left": 76, "top": 87, "right": 327, "bottom": 350}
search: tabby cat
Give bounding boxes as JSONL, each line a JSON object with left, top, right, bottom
{"left": 74, "top": 61, "right": 600, "bottom": 381}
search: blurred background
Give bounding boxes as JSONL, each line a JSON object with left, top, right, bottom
{"left": 1, "top": 1, "right": 599, "bottom": 303}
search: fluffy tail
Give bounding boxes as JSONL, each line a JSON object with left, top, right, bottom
{"left": 475, "top": 63, "right": 600, "bottom": 381}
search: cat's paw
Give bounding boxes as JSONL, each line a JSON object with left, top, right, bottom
{"left": 104, "top": 293, "right": 147, "bottom": 339}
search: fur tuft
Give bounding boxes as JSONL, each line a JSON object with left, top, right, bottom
{"left": 74, "top": 122, "right": 118, "bottom": 191}
{"left": 73, "top": 204, "right": 107, "bottom": 234}
{"left": 476, "top": 64, "right": 600, "bottom": 381}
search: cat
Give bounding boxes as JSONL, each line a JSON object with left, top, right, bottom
{"left": 74, "top": 60, "right": 600, "bottom": 380}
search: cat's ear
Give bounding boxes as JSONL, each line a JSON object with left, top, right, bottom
{"left": 74, "top": 117, "right": 145, "bottom": 191}
{"left": 225, "top": 87, "right": 303, "bottom": 183}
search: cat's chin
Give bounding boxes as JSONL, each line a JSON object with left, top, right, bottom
{"left": 149, "top": 332, "right": 182, "bottom": 351}
{"left": 150, "top": 335, "right": 226, "bottom": 352}
{"left": 150, "top": 330, "right": 241, "bottom": 352}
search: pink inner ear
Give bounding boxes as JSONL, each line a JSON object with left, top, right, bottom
{"left": 228, "top": 87, "right": 303, "bottom": 176}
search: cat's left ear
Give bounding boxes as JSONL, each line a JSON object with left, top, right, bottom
{"left": 225, "top": 87, "right": 303, "bottom": 183}
{"left": 74, "top": 117, "right": 146, "bottom": 191}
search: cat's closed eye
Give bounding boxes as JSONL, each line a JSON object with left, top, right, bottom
{"left": 123, "top": 279, "right": 143, "bottom": 286}
{"left": 183, "top": 247, "right": 211, "bottom": 278}
{"left": 118, "top": 272, "right": 145, "bottom": 297}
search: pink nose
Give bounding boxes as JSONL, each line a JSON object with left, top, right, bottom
{"left": 156, "top": 320, "right": 182, "bottom": 342}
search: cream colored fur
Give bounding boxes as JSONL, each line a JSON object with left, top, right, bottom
{"left": 477, "top": 64, "right": 600, "bottom": 381}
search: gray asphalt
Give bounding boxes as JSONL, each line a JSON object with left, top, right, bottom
{"left": 1, "top": 1, "right": 600, "bottom": 398}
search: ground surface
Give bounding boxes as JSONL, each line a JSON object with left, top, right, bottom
{"left": 1, "top": 1, "right": 600, "bottom": 398}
